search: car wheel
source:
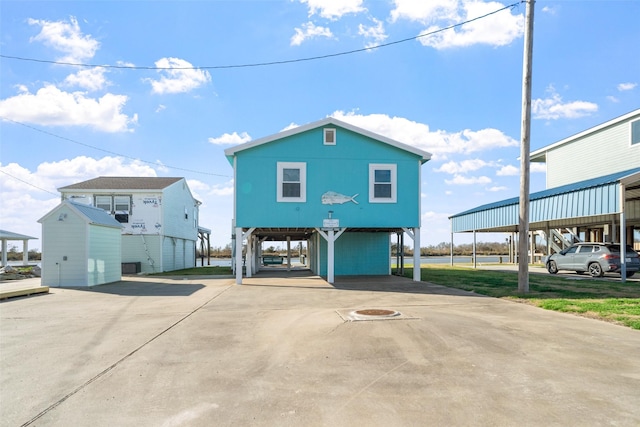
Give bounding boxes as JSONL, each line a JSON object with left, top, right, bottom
{"left": 547, "top": 260, "right": 558, "bottom": 274}
{"left": 588, "top": 262, "right": 604, "bottom": 277}
{"left": 626, "top": 271, "right": 636, "bottom": 278}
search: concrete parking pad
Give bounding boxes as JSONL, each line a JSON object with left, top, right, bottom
{"left": 2, "top": 273, "right": 639, "bottom": 426}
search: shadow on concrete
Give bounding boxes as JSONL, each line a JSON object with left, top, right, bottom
{"left": 331, "top": 275, "right": 488, "bottom": 297}
{"left": 75, "top": 280, "right": 205, "bottom": 297}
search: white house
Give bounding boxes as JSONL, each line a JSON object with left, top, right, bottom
{"left": 58, "top": 177, "right": 201, "bottom": 273}
{"left": 39, "top": 201, "right": 122, "bottom": 287}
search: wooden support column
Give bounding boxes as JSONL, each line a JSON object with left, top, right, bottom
{"left": 287, "top": 236, "right": 291, "bottom": 272}
{"left": 402, "top": 227, "right": 421, "bottom": 282}
{"left": 315, "top": 228, "right": 346, "bottom": 284}
{"left": 235, "top": 227, "right": 243, "bottom": 284}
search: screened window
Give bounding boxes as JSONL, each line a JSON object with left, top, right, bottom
{"left": 369, "top": 164, "right": 397, "bottom": 203}
{"left": 277, "top": 162, "right": 306, "bottom": 202}
{"left": 95, "top": 195, "right": 112, "bottom": 212}
{"left": 324, "top": 128, "right": 336, "bottom": 145}
{"left": 631, "top": 119, "right": 640, "bottom": 145}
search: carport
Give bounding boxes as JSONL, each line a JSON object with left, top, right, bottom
{"left": 449, "top": 168, "right": 640, "bottom": 279}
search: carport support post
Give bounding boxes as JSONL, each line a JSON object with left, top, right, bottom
{"left": 473, "top": 230, "right": 477, "bottom": 269}
{"left": 287, "top": 236, "right": 291, "bottom": 271}
{"left": 620, "top": 183, "right": 627, "bottom": 283}
{"left": 22, "top": 240, "right": 29, "bottom": 265}
{"left": 235, "top": 227, "right": 243, "bottom": 284}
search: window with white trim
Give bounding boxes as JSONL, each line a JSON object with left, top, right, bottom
{"left": 369, "top": 164, "right": 397, "bottom": 203}
{"left": 95, "top": 195, "right": 112, "bottom": 212}
{"left": 94, "top": 195, "right": 131, "bottom": 223}
{"left": 114, "top": 196, "right": 131, "bottom": 223}
{"left": 277, "top": 162, "right": 306, "bottom": 202}
{"left": 324, "top": 128, "right": 336, "bottom": 145}
{"left": 631, "top": 119, "right": 640, "bottom": 145}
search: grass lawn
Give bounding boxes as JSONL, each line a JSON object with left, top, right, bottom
{"left": 150, "top": 266, "right": 232, "bottom": 276}
{"left": 403, "top": 265, "right": 640, "bottom": 330}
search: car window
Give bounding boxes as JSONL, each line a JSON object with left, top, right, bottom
{"left": 565, "top": 246, "right": 578, "bottom": 254}
{"left": 593, "top": 246, "right": 601, "bottom": 252}
{"left": 578, "top": 245, "right": 594, "bottom": 253}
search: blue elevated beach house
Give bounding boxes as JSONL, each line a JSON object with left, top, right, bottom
{"left": 224, "top": 117, "right": 431, "bottom": 284}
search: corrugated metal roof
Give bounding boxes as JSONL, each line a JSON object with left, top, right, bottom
{"left": 0, "top": 230, "right": 37, "bottom": 240}
{"left": 67, "top": 201, "right": 123, "bottom": 228}
{"left": 451, "top": 167, "right": 640, "bottom": 219}
{"left": 59, "top": 177, "right": 183, "bottom": 191}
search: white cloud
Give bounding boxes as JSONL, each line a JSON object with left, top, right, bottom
{"left": 532, "top": 88, "right": 598, "bottom": 120}
{"left": 330, "top": 110, "right": 518, "bottom": 160}
{"left": 0, "top": 84, "right": 137, "bottom": 132}
{"left": 421, "top": 1, "right": 523, "bottom": 49}
{"left": 299, "top": 0, "right": 365, "bottom": 20}
{"left": 0, "top": 157, "right": 159, "bottom": 250}
{"left": 541, "top": 6, "right": 557, "bottom": 15}
{"left": 155, "top": 104, "right": 166, "bottom": 113}
{"left": 496, "top": 164, "right": 518, "bottom": 176}
{"left": 390, "top": 0, "right": 457, "bottom": 23}
{"left": 146, "top": 58, "right": 211, "bottom": 94}
{"left": 435, "top": 159, "right": 494, "bottom": 174}
{"left": 63, "top": 67, "right": 109, "bottom": 91}
{"left": 291, "top": 22, "right": 334, "bottom": 46}
{"left": 399, "top": 0, "right": 524, "bottom": 50}
{"left": 487, "top": 185, "right": 507, "bottom": 192}
{"left": 444, "top": 174, "right": 491, "bottom": 185}
{"left": 531, "top": 163, "right": 546, "bottom": 173}
{"left": 617, "top": 82, "right": 637, "bottom": 91}
{"left": 28, "top": 16, "right": 99, "bottom": 62}
{"left": 208, "top": 132, "right": 252, "bottom": 145}
{"left": 607, "top": 96, "right": 619, "bottom": 103}
{"left": 358, "top": 18, "right": 388, "bottom": 49}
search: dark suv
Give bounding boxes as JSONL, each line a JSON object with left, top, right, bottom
{"left": 546, "top": 243, "right": 640, "bottom": 278}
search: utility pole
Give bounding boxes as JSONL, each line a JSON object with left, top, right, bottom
{"left": 518, "top": 0, "right": 535, "bottom": 293}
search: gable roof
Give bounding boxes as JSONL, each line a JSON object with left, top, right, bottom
{"left": 0, "top": 230, "right": 37, "bottom": 240}
{"left": 59, "top": 177, "right": 183, "bottom": 191}
{"left": 530, "top": 109, "right": 640, "bottom": 162}
{"left": 38, "top": 201, "right": 123, "bottom": 228}
{"left": 224, "top": 117, "right": 432, "bottom": 163}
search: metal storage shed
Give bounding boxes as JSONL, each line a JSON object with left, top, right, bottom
{"left": 39, "top": 201, "right": 123, "bottom": 287}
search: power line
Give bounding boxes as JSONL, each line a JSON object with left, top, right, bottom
{"left": 0, "top": 169, "right": 59, "bottom": 196}
{"left": 0, "top": 2, "right": 521, "bottom": 70}
{"left": 0, "top": 116, "right": 232, "bottom": 178}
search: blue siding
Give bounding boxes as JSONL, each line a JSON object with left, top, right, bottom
{"left": 318, "top": 232, "right": 390, "bottom": 276}
{"left": 235, "top": 125, "right": 421, "bottom": 228}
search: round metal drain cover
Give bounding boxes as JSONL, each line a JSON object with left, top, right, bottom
{"left": 353, "top": 309, "right": 400, "bottom": 317}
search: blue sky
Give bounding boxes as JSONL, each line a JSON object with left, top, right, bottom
{"left": 1, "top": 0, "right": 639, "bottom": 251}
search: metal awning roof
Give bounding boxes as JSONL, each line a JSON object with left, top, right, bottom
{"left": 450, "top": 167, "right": 640, "bottom": 233}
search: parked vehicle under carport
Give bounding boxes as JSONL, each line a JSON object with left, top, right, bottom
{"left": 546, "top": 243, "right": 640, "bottom": 278}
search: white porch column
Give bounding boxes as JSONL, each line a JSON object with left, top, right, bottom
{"left": 286, "top": 236, "right": 291, "bottom": 272}
{"left": 246, "top": 233, "right": 253, "bottom": 278}
{"left": 23, "top": 240, "right": 29, "bottom": 265}
{"left": 530, "top": 231, "right": 535, "bottom": 264}
{"left": 235, "top": 227, "right": 243, "bottom": 284}
{"left": 315, "top": 228, "right": 346, "bottom": 284}
{"left": 403, "top": 228, "right": 421, "bottom": 282}
{"left": 413, "top": 228, "right": 421, "bottom": 282}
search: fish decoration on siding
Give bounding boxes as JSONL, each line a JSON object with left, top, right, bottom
{"left": 321, "top": 191, "right": 359, "bottom": 205}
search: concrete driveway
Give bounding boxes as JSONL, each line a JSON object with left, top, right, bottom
{"left": 2, "top": 273, "right": 639, "bottom": 426}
